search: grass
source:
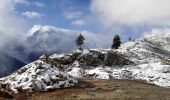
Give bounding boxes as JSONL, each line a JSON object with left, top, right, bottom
{"left": 1, "top": 79, "right": 170, "bottom": 100}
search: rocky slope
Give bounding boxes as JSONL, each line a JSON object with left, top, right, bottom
{"left": 0, "top": 55, "right": 78, "bottom": 93}
{"left": 49, "top": 48, "right": 170, "bottom": 88}
{"left": 119, "top": 29, "right": 170, "bottom": 64}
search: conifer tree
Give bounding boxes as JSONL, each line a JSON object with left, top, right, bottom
{"left": 75, "top": 34, "right": 85, "bottom": 50}
{"left": 129, "top": 37, "right": 132, "bottom": 41}
{"left": 111, "top": 34, "right": 121, "bottom": 49}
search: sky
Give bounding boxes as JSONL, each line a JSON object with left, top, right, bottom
{"left": 15, "top": 0, "right": 101, "bottom": 33}
{"left": 1, "top": 0, "right": 170, "bottom": 47}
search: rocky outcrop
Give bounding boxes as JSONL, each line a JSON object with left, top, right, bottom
{"left": 51, "top": 50, "right": 133, "bottom": 67}
{"left": 77, "top": 51, "right": 104, "bottom": 67}
{"left": 0, "top": 58, "right": 78, "bottom": 93}
{"left": 161, "top": 59, "right": 170, "bottom": 65}
{"left": 104, "top": 51, "right": 134, "bottom": 66}
{"left": 53, "top": 52, "right": 82, "bottom": 65}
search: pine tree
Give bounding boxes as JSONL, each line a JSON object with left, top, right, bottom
{"left": 111, "top": 34, "right": 121, "bottom": 49}
{"left": 129, "top": 37, "right": 132, "bottom": 41}
{"left": 75, "top": 34, "right": 85, "bottom": 50}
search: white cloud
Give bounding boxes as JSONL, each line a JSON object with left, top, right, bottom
{"left": 14, "top": 0, "right": 29, "bottom": 4}
{"left": 64, "top": 11, "right": 82, "bottom": 20}
{"left": 0, "top": 0, "right": 26, "bottom": 48}
{"left": 22, "top": 11, "right": 44, "bottom": 18}
{"left": 71, "top": 19, "right": 86, "bottom": 26}
{"left": 91, "top": 0, "right": 170, "bottom": 26}
{"left": 33, "top": 2, "right": 46, "bottom": 7}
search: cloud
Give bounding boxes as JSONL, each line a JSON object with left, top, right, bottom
{"left": 63, "top": 11, "right": 82, "bottom": 20}
{"left": 22, "top": 11, "right": 44, "bottom": 18}
{"left": 33, "top": 2, "right": 46, "bottom": 7}
{"left": 14, "top": 0, "right": 29, "bottom": 4}
{"left": 0, "top": 0, "right": 26, "bottom": 48}
{"left": 71, "top": 19, "right": 86, "bottom": 26}
{"left": 91, "top": 0, "right": 170, "bottom": 26}
{"left": 26, "top": 25, "right": 112, "bottom": 50}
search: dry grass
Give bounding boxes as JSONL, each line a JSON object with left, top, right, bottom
{"left": 1, "top": 79, "right": 170, "bottom": 100}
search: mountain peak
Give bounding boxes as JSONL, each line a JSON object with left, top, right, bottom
{"left": 28, "top": 25, "right": 77, "bottom": 37}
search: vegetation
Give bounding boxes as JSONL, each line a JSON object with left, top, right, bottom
{"left": 111, "top": 34, "right": 121, "bottom": 49}
{"left": 4, "top": 80, "right": 170, "bottom": 100}
{"left": 75, "top": 34, "right": 85, "bottom": 50}
{"left": 129, "top": 37, "right": 132, "bottom": 41}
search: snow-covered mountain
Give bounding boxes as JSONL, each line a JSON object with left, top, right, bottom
{"left": 118, "top": 29, "right": 170, "bottom": 64}
{"left": 1, "top": 28, "right": 170, "bottom": 93}
{"left": 8, "top": 25, "right": 111, "bottom": 63}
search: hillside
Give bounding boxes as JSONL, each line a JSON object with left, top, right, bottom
{"left": 2, "top": 79, "right": 170, "bottom": 100}
{"left": 0, "top": 52, "right": 25, "bottom": 78}
{"left": 0, "top": 29, "right": 170, "bottom": 99}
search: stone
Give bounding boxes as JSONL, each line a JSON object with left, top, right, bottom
{"left": 104, "top": 51, "right": 134, "bottom": 66}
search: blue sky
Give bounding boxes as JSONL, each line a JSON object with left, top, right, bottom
{"left": 16, "top": 0, "right": 97, "bottom": 31}
{"left": 1, "top": 0, "right": 170, "bottom": 44}
{"left": 14, "top": 0, "right": 142, "bottom": 42}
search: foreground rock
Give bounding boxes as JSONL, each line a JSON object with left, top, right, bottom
{"left": 0, "top": 56, "right": 78, "bottom": 93}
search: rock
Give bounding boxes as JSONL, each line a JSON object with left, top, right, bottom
{"left": 120, "top": 70, "right": 133, "bottom": 79}
{"left": 104, "top": 51, "right": 134, "bottom": 66}
{"left": 60, "top": 56, "right": 73, "bottom": 64}
{"left": 89, "top": 50, "right": 105, "bottom": 60}
{"left": 14, "top": 85, "right": 22, "bottom": 92}
{"left": 77, "top": 51, "right": 104, "bottom": 67}
{"left": 32, "top": 80, "right": 42, "bottom": 91}
{"left": 71, "top": 52, "right": 82, "bottom": 60}
{"left": 68, "top": 80, "right": 74, "bottom": 84}
{"left": 1, "top": 83, "right": 7, "bottom": 89}
{"left": 40, "top": 54, "right": 50, "bottom": 63}
{"left": 56, "top": 52, "right": 82, "bottom": 65}
{"left": 0, "top": 91, "right": 13, "bottom": 99}
{"left": 18, "top": 68, "right": 28, "bottom": 74}
{"left": 0, "top": 59, "right": 78, "bottom": 93}
{"left": 161, "top": 59, "right": 170, "bottom": 65}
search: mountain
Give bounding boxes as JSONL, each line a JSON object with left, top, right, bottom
{"left": 1, "top": 28, "right": 170, "bottom": 93}
{"left": 0, "top": 52, "right": 25, "bottom": 78}
{"left": 118, "top": 29, "right": 170, "bottom": 64}
{"left": 6, "top": 25, "right": 110, "bottom": 63}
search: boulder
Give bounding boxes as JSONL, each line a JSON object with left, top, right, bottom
{"left": 161, "top": 59, "right": 170, "bottom": 65}
{"left": 104, "top": 51, "right": 134, "bottom": 66}
{"left": 54, "top": 52, "right": 82, "bottom": 65}
{"left": 77, "top": 52, "right": 104, "bottom": 67}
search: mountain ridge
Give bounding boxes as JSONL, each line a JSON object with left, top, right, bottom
{"left": 1, "top": 26, "right": 170, "bottom": 93}
{"left": 0, "top": 51, "right": 25, "bottom": 78}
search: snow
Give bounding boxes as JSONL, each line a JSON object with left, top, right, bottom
{"left": 67, "top": 63, "right": 170, "bottom": 88}
{"left": 82, "top": 49, "right": 90, "bottom": 55}
{"left": 50, "top": 54, "right": 65, "bottom": 59}
{"left": 0, "top": 60, "right": 78, "bottom": 93}
{"left": 68, "top": 67, "right": 83, "bottom": 78}
{"left": 85, "top": 67, "right": 110, "bottom": 79}
{"left": 1, "top": 28, "right": 170, "bottom": 93}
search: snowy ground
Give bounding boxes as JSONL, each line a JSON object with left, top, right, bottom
{"left": 49, "top": 46, "right": 170, "bottom": 88}
{"left": 0, "top": 59, "right": 78, "bottom": 93}
{"left": 68, "top": 63, "right": 170, "bottom": 88}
